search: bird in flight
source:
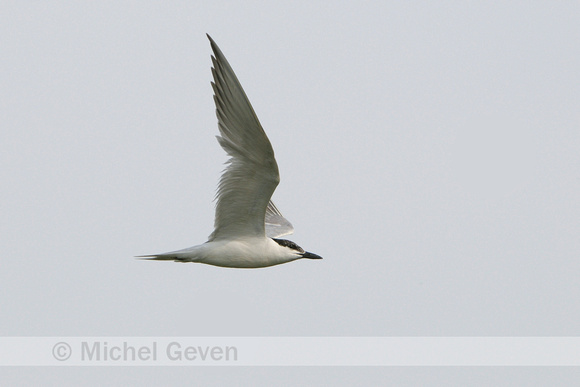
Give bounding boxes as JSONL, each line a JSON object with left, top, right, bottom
{"left": 138, "top": 35, "right": 322, "bottom": 268}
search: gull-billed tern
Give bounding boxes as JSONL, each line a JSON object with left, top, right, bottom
{"left": 138, "top": 35, "right": 322, "bottom": 268}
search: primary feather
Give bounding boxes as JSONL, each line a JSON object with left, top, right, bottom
{"left": 207, "top": 34, "right": 280, "bottom": 241}
{"left": 265, "top": 201, "right": 294, "bottom": 238}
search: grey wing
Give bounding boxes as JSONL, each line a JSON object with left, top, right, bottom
{"left": 265, "top": 200, "right": 294, "bottom": 238}
{"left": 207, "top": 35, "right": 280, "bottom": 241}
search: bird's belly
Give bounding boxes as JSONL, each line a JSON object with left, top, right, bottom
{"left": 198, "top": 239, "right": 289, "bottom": 268}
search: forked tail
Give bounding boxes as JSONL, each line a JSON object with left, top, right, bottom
{"left": 135, "top": 254, "right": 191, "bottom": 263}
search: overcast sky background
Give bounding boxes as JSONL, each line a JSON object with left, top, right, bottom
{"left": 1, "top": 1, "right": 579, "bottom": 385}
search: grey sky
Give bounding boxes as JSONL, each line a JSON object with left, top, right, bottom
{"left": 1, "top": 1, "right": 578, "bottom": 384}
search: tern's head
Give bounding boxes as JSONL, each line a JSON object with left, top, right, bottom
{"left": 272, "top": 238, "right": 323, "bottom": 260}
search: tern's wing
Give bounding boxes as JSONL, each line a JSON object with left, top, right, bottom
{"left": 265, "top": 200, "right": 294, "bottom": 238}
{"left": 207, "top": 35, "right": 280, "bottom": 241}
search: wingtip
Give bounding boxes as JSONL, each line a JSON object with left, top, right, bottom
{"left": 206, "top": 34, "right": 225, "bottom": 61}
{"left": 206, "top": 33, "right": 217, "bottom": 48}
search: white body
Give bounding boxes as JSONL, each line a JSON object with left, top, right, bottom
{"left": 156, "top": 238, "right": 303, "bottom": 268}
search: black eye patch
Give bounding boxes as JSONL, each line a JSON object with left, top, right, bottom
{"left": 272, "top": 238, "right": 305, "bottom": 253}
